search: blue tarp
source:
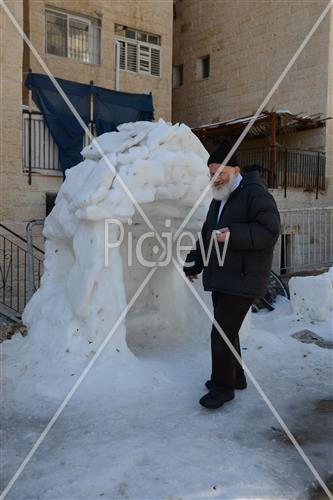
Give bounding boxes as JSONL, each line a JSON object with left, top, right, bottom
{"left": 25, "top": 72, "right": 154, "bottom": 174}
{"left": 92, "top": 84, "right": 154, "bottom": 135}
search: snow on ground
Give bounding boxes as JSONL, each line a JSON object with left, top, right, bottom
{"left": 1, "top": 120, "right": 332, "bottom": 499}
{"left": 2, "top": 287, "right": 332, "bottom": 499}
{"left": 289, "top": 268, "right": 333, "bottom": 324}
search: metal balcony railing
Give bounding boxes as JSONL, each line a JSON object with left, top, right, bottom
{"left": 0, "top": 224, "right": 44, "bottom": 315}
{"left": 23, "top": 109, "right": 61, "bottom": 172}
{"left": 238, "top": 146, "right": 326, "bottom": 198}
{"left": 23, "top": 110, "right": 326, "bottom": 199}
{"left": 22, "top": 109, "right": 95, "bottom": 181}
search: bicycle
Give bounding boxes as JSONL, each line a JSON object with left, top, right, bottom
{"left": 252, "top": 270, "right": 290, "bottom": 312}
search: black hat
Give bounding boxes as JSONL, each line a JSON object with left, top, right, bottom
{"left": 207, "top": 138, "right": 239, "bottom": 167}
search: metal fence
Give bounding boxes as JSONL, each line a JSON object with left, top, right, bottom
{"left": 22, "top": 110, "right": 61, "bottom": 172}
{"left": 22, "top": 109, "right": 95, "bottom": 179}
{"left": 0, "top": 225, "right": 44, "bottom": 315}
{"left": 1, "top": 206, "right": 332, "bottom": 316}
{"left": 273, "top": 207, "right": 333, "bottom": 275}
{"left": 24, "top": 111, "right": 326, "bottom": 199}
{"left": 238, "top": 146, "right": 326, "bottom": 198}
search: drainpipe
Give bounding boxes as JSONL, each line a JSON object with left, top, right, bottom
{"left": 114, "top": 40, "right": 121, "bottom": 91}
{"left": 28, "top": 68, "right": 32, "bottom": 185}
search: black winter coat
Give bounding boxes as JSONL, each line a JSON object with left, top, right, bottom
{"left": 183, "top": 171, "right": 281, "bottom": 299}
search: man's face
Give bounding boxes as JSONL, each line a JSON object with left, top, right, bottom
{"left": 208, "top": 163, "right": 239, "bottom": 187}
{"left": 208, "top": 163, "right": 240, "bottom": 201}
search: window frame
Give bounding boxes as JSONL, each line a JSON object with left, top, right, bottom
{"left": 45, "top": 7, "right": 101, "bottom": 65}
{"left": 115, "top": 26, "right": 161, "bottom": 78}
{"left": 119, "top": 39, "right": 138, "bottom": 73}
{"left": 197, "top": 54, "right": 210, "bottom": 80}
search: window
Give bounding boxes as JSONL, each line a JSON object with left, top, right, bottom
{"left": 173, "top": 64, "right": 183, "bottom": 88}
{"left": 197, "top": 55, "right": 210, "bottom": 79}
{"left": 46, "top": 10, "right": 67, "bottom": 57}
{"left": 115, "top": 25, "right": 161, "bottom": 77}
{"left": 118, "top": 40, "right": 138, "bottom": 72}
{"left": 46, "top": 8, "right": 101, "bottom": 64}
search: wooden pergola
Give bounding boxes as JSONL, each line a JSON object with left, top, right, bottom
{"left": 192, "top": 110, "right": 330, "bottom": 187}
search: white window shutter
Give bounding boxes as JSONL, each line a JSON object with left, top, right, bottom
{"left": 126, "top": 42, "right": 138, "bottom": 72}
{"left": 151, "top": 48, "right": 160, "bottom": 76}
{"left": 115, "top": 34, "right": 160, "bottom": 76}
{"left": 139, "top": 43, "right": 150, "bottom": 73}
{"left": 119, "top": 40, "right": 126, "bottom": 70}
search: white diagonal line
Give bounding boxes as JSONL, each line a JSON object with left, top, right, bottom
{"left": 0, "top": 0, "right": 166, "bottom": 254}
{"left": 174, "top": 0, "right": 333, "bottom": 241}
{"left": 0, "top": 266, "right": 157, "bottom": 499}
{"left": 172, "top": 257, "right": 333, "bottom": 500}
{"left": 1, "top": 0, "right": 332, "bottom": 496}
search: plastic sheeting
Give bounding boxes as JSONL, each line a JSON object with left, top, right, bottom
{"left": 25, "top": 72, "right": 154, "bottom": 174}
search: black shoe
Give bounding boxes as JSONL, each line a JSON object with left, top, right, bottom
{"left": 205, "top": 374, "right": 247, "bottom": 391}
{"left": 199, "top": 388, "right": 235, "bottom": 409}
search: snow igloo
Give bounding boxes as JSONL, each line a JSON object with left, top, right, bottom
{"left": 23, "top": 119, "right": 225, "bottom": 363}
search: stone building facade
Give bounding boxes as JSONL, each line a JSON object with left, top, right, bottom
{"left": 173, "top": 0, "right": 333, "bottom": 207}
{"left": 0, "top": 0, "right": 173, "bottom": 238}
{"left": 173, "top": 0, "right": 333, "bottom": 274}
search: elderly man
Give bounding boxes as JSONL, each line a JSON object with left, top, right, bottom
{"left": 183, "top": 138, "right": 281, "bottom": 410}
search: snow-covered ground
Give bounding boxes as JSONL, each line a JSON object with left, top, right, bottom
{"left": 1, "top": 121, "right": 332, "bottom": 499}
{"left": 2, "top": 295, "right": 332, "bottom": 499}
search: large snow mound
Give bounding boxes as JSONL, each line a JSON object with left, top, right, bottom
{"left": 289, "top": 267, "right": 333, "bottom": 321}
{"left": 21, "top": 119, "right": 227, "bottom": 369}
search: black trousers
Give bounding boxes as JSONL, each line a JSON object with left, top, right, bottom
{"left": 210, "top": 291, "right": 254, "bottom": 392}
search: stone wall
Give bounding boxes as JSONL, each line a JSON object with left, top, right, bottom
{"left": 0, "top": 0, "right": 59, "bottom": 239}
{"left": 173, "top": 0, "right": 332, "bottom": 207}
{"left": 173, "top": 0, "right": 330, "bottom": 126}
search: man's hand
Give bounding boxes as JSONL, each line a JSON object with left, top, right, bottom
{"left": 187, "top": 274, "right": 198, "bottom": 283}
{"left": 215, "top": 227, "right": 230, "bottom": 243}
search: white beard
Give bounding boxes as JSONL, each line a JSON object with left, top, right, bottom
{"left": 211, "top": 172, "right": 238, "bottom": 201}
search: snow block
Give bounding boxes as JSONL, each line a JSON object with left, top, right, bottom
{"left": 22, "top": 119, "right": 222, "bottom": 366}
{"left": 289, "top": 267, "right": 333, "bottom": 321}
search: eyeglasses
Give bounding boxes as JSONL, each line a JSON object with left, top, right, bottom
{"left": 207, "top": 170, "right": 228, "bottom": 180}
